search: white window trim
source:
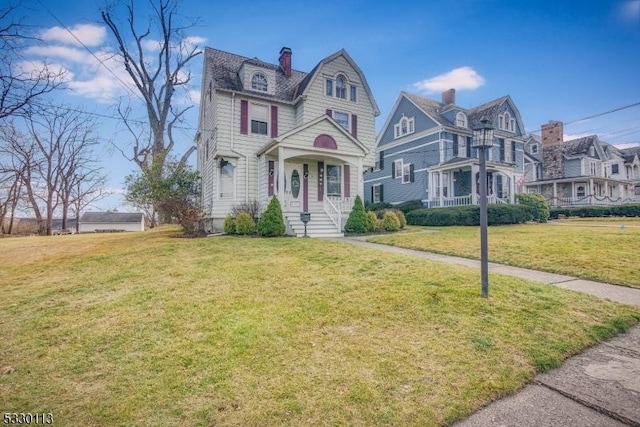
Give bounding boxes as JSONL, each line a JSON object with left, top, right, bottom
{"left": 393, "top": 115, "right": 415, "bottom": 139}
{"left": 372, "top": 183, "right": 382, "bottom": 203}
{"left": 334, "top": 110, "right": 350, "bottom": 131}
{"left": 335, "top": 74, "right": 347, "bottom": 99}
{"left": 325, "top": 73, "right": 357, "bottom": 102}
{"left": 394, "top": 159, "right": 403, "bottom": 179}
{"left": 498, "top": 112, "right": 516, "bottom": 133}
{"left": 530, "top": 143, "right": 539, "bottom": 154}
{"left": 402, "top": 163, "right": 411, "bottom": 184}
{"left": 250, "top": 72, "right": 268, "bottom": 92}
{"left": 250, "top": 102, "right": 269, "bottom": 135}
{"left": 456, "top": 112, "right": 467, "bottom": 128}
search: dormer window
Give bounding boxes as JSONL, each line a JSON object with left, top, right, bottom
{"left": 589, "top": 146, "right": 595, "bottom": 157}
{"left": 530, "top": 143, "right": 538, "bottom": 154}
{"left": 325, "top": 73, "right": 357, "bottom": 102}
{"left": 251, "top": 73, "right": 268, "bottom": 92}
{"left": 456, "top": 112, "right": 467, "bottom": 128}
{"left": 393, "top": 115, "right": 415, "bottom": 139}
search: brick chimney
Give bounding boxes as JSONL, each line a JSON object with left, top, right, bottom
{"left": 541, "top": 120, "right": 564, "bottom": 180}
{"left": 442, "top": 88, "right": 455, "bottom": 105}
{"left": 279, "top": 47, "right": 292, "bottom": 77}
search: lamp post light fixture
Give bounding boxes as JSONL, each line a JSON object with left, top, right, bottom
{"left": 471, "top": 117, "right": 495, "bottom": 298}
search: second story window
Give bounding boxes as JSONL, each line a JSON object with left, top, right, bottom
{"left": 251, "top": 103, "right": 268, "bottom": 135}
{"left": 251, "top": 73, "right": 268, "bottom": 92}
{"left": 336, "top": 75, "right": 347, "bottom": 99}
{"left": 334, "top": 111, "right": 349, "bottom": 130}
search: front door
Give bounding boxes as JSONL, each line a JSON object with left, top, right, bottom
{"left": 285, "top": 163, "right": 303, "bottom": 212}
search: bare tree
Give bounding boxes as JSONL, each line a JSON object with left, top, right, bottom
{"left": 0, "top": 2, "right": 65, "bottom": 120}
{"left": 101, "top": 0, "right": 201, "bottom": 175}
{"left": 69, "top": 168, "right": 109, "bottom": 233}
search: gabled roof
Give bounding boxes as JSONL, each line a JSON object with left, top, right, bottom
{"left": 467, "top": 96, "right": 513, "bottom": 129}
{"left": 204, "top": 47, "right": 307, "bottom": 102}
{"left": 203, "top": 47, "right": 379, "bottom": 114}
{"left": 562, "top": 135, "right": 600, "bottom": 157}
{"left": 403, "top": 92, "right": 451, "bottom": 126}
{"left": 621, "top": 145, "right": 640, "bottom": 163}
{"left": 80, "top": 212, "right": 144, "bottom": 223}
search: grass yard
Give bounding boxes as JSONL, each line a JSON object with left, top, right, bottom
{"left": 368, "top": 218, "right": 640, "bottom": 289}
{"left": 1, "top": 228, "right": 638, "bottom": 426}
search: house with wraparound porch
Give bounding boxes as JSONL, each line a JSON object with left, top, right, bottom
{"left": 195, "top": 46, "right": 379, "bottom": 236}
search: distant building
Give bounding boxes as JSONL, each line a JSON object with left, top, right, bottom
{"left": 523, "top": 121, "right": 640, "bottom": 206}
{"left": 79, "top": 212, "right": 145, "bottom": 233}
{"left": 364, "top": 89, "right": 526, "bottom": 207}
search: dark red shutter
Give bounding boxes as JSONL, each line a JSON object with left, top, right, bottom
{"left": 326, "top": 109, "right": 332, "bottom": 118}
{"left": 344, "top": 164, "right": 350, "bottom": 197}
{"left": 268, "top": 161, "right": 274, "bottom": 196}
{"left": 240, "top": 100, "right": 248, "bottom": 135}
{"left": 303, "top": 164, "right": 309, "bottom": 211}
{"left": 351, "top": 114, "right": 357, "bottom": 138}
{"left": 317, "top": 161, "right": 324, "bottom": 201}
{"left": 270, "top": 106, "right": 278, "bottom": 138}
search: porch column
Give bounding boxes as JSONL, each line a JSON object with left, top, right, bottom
{"left": 618, "top": 183, "right": 624, "bottom": 200}
{"left": 589, "top": 178, "right": 594, "bottom": 204}
{"left": 471, "top": 164, "right": 478, "bottom": 204}
{"left": 553, "top": 182, "right": 557, "bottom": 200}
{"left": 439, "top": 170, "right": 443, "bottom": 206}
{"left": 278, "top": 147, "right": 285, "bottom": 205}
{"left": 510, "top": 175, "right": 516, "bottom": 203}
{"left": 357, "top": 158, "right": 364, "bottom": 199}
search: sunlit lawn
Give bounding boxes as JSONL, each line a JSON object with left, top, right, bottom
{"left": 368, "top": 218, "right": 640, "bottom": 288}
{"left": 1, "top": 228, "right": 638, "bottom": 426}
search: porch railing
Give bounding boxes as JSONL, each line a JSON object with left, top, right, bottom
{"left": 323, "top": 197, "right": 356, "bottom": 231}
{"left": 547, "top": 194, "right": 640, "bottom": 207}
{"left": 424, "top": 194, "right": 509, "bottom": 208}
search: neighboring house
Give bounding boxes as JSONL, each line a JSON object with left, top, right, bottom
{"left": 364, "top": 89, "right": 526, "bottom": 207}
{"left": 79, "top": 212, "right": 145, "bottom": 233}
{"left": 523, "top": 121, "right": 640, "bottom": 206}
{"left": 195, "top": 46, "right": 379, "bottom": 236}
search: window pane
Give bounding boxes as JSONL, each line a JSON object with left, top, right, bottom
{"left": 326, "top": 79, "right": 333, "bottom": 96}
{"left": 335, "top": 111, "right": 349, "bottom": 130}
{"left": 251, "top": 73, "right": 268, "bottom": 91}
{"left": 336, "top": 75, "right": 346, "bottom": 99}
{"left": 327, "top": 165, "right": 341, "bottom": 196}
{"left": 350, "top": 85, "right": 357, "bottom": 102}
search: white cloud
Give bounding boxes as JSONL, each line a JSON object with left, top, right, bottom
{"left": 413, "top": 66, "right": 485, "bottom": 94}
{"left": 617, "top": 0, "right": 640, "bottom": 22}
{"left": 24, "top": 45, "right": 92, "bottom": 64}
{"left": 40, "top": 24, "right": 107, "bottom": 47}
{"left": 613, "top": 142, "right": 640, "bottom": 149}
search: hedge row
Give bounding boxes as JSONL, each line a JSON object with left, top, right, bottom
{"left": 406, "top": 204, "right": 534, "bottom": 226}
{"left": 549, "top": 204, "right": 640, "bottom": 219}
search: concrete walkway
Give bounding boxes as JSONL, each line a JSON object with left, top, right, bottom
{"left": 337, "top": 237, "right": 640, "bottom": 426}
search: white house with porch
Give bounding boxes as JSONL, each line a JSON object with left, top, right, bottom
{"left": 195, "top": 47, "right": 379, "bottom": 236}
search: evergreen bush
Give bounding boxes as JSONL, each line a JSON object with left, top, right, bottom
{"left": 383, "top": 211, "right": 401, "bottom": 231}
{"left": 223, "top": 215, "right": 236, "bottom": 234}
{"left": 516, "top": 193, "right": 550, "bottom": 222}
{"left": 345, "top": 195, "right": 368, "bottom": 233}
{"left": 235, "top": 212, "right": 256, "bottom": 235}
{"left": 396, "top": 199, "right": 424, "bottom": 214}
{"left": 257, "top": 196, "right": 286, "bottom": 237}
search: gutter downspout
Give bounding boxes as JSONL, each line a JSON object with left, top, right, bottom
{"left": 230, "top": 92, "right": 249, "bottom": 202}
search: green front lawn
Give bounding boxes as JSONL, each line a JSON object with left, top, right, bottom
{"left": 1, "top": 228, "right": 638, "bottom": 426}
{"left": 368, "top": 219, "right": 640, "bottom": 288}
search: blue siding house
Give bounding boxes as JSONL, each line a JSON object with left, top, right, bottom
{"left": 365, "top": 89, "right": 527, "bottom": 207}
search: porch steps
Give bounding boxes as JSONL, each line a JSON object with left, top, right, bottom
{"left": 285, "top": 211, "right": 344, "bottom": 238}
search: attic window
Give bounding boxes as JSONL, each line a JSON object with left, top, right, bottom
{"left": 393, "top": 116, "right": 415, "bottom": 139}
{"left": 456, "top": 112, "right": 467, "bottom": 128}
{"left": 251, "top": 73, "right": 268, "bottom": 92}
{"left": 530, "top": 143, "right": 538, "bottom": 154}
{"left": 336, "top": 75, "right": 347, "bottom": 99}
{"left": 589, "top": 146, "right": 595, "bottom": 157}
{"left": 499, "top": 112, "right": 516, "bottom": 132}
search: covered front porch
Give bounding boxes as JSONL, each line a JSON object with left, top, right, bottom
{"left": 525, "top": 177, "right": 639, "bottom": 207}
{"left": 425, "top": 159, "right": 521, "bottom": 208}
{"left": 258, "top": 127, "right": 367, "bottom": 236}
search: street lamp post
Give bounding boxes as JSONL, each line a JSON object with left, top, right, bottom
{"left": 472, "top": 118, "right": 494, "bottom": 298}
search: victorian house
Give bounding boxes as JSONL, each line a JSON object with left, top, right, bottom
{"left": 364, "top": 90, "right": 526, "bottom": 207}
{"left": 523, "top": 121, "right": 640, "bottom": 206}
{"left": 195, "top": 47, "right": 379, "bottom": 236}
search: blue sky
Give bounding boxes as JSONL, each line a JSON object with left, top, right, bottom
{"left": 13, "top": 0, "right": 640, "bottom": 211}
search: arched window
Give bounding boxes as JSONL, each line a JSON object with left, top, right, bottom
{"left": 251, "top": 73, "right": 268, "bottom": 92}
{"left": 336, "top": 75, "right": 347, "bottom": 99}
{"left": 456, "top": 112, "right": 467, "bottom": 128}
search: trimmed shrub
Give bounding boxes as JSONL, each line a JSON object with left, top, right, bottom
{"left": 393, "top": 209, "right": 406, "bottom": 229}
{"left": 366, "top": 201, "right": 393, "bottom": 212}
{"left": 549, "top": 204, "right": 640, "bottom": 219}
{"left": 366, "top": 211, "right": 379, "bottom": 232}
{"left": 407, "top": 204, "right": 533, "bottom": 226}
{"left": 345, "top": 195, "right": 368, "bottom": 233}
{"left": 223, "top": 215, "right": 236, "bottom": 234}
{"left": 516, "top": 193, "right": 550, "bottom": 222}
{"left": 257, "top": 196, "right": 286, "bottom": 237}
{"left": 396, "top": 199, "right": 424, "bottom": 214}
{"left": 235, "top": 212, "right": 256, "bottom": 235}
{"left": 383, "top": 211, "right": 401, "bottom": 231}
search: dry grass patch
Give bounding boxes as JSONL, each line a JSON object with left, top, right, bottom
{"left": 369, "top": 219, "right": 640, "bottom": 288}
{"left": 1, "top": 227, "right": 638, "bottom": 426}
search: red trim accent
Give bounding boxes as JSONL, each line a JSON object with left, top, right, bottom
{"left": 313, "top": 134, "right": 337, "bottom": 150}
{"left": 317, "top": 161, "right": 324, "bottom": 201}
{"left": 240, "top": 100, "right": 248, "bottom": 135}
{"left": 303, "top": 164, "right": 309, "bottom": 211}
{"left": 351, "top": 114, "right": 357, "bottom": 138}
{"left": 270, "top": 106, "right": 278, "bottom": 138}
{"left": 326, "top": 109, "right": 332, "bottom": 118}
{"left": 344, "top": 164, "right": 350, "bottom": 198}
{"left": 268, "top": 161, "right": 274, "bottom": 196}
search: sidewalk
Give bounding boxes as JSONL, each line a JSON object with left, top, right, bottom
{"left": 338, "top": 237, "right": 640, "bottom": 426}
